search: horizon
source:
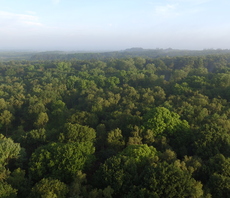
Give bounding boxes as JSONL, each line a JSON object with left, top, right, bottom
{"left": 1, "top": 0, "right": 230, "bottom": 51}
{"left": 1, "top": 47, "right": 230, "bottom": 53}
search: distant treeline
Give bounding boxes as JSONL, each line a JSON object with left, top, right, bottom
{"left": 1, "top": 48, "right": 230, "bottom": 61}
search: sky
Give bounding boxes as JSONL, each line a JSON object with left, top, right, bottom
{"left": 0, "top": 0, "right": 230, "bottom": 51}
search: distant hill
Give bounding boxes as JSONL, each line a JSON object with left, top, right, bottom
{"left": 1, "top": 48, "right": 230, "bottom": 61}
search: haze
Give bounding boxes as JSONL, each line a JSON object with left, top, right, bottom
{"left": 1, "top": 0, "right": 230, "bottom": 51}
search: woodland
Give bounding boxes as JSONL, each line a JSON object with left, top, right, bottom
{"left": 1, "top": 51, "right": 230, "bottom": 197}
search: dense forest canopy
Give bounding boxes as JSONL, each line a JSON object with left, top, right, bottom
{"left": 1, "top": 53, "right": 230, "bottom": 197}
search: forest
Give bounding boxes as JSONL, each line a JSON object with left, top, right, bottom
{"left": 1, "top": 52, "right": 230, "bottom": 197}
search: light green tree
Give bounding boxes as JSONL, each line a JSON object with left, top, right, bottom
{"left": 59, "top": 123, "right": 96, "bottom": 144}
{"left": 0, "top": 134, "right": 21, "bottom": 167}
{"left": 143, "top": 107, "right": 189, "bottom": 137}
{"left": 34, "top": 112, "right": 49, "bottom": 128}
{"left": 0, "top": 134, "right": 21, "bottom": 198}
{"left": 28, "top": 178, "right": 69, "bottom": 198}
{"left": 0, "top": 182, "right": 17, "bottom": 198}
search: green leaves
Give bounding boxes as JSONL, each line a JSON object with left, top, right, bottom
{"left": 0, "top": 110, "right": 13, "bottom": 135}
{"left": 143, "top": 107, "right": 189, "bottom": 137}
{"left": 208, "top": 174, "right": 230, "bottom": 197}
{"left": 120, "top": 144, "right": 157, "bottom": 164}
{"left": 0, "top": 134, "right": 21, "bottom": 167}
{"left": 28, "top": 178, "right": 69, "bottom": 198}
{"left": 94, "top": 144, "right": 158, "bottom": 196}
{"left": 0, "top": 182, "right": 17, "bottom": 198}
{"left": 34, "top": 112, "right": 49, "bottom": 128}
{"left": 94, "top": 144, "right": 204, "bottom": 198}
{"left": 59, "top": 123, "right": 96, "bottom": 144}
{"left": 0, "top": 135, "right": 21, "bottom": 197}
{"left": 29, "top": 142, "right": 95, "bottom": 183}
{"left": 143, "top": 162, "right": 204, "bottom": 198}
{"left": 194, "top": 124, "right": 230, "bottom": 159}
{"left": 106, "top": 128, "right": 125, "bottom": 152}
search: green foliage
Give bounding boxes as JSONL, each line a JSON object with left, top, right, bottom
{"left": 0, "top": 182, "right": 17, "bottom": 198}
{"left": 88, "top": 186, "right": 114, "bottom": 198}
{"left": 120, "top": 144, "right": 157, "bottom": 164}
{"left": 201, "top": 154, "right": 230, "bottom": 182}
{"left": 126, "top": 126, "right": 143, "bottom": 146}
{"left": 143, "top": 162, "right": 204, "bottom": 198}
{"left": 68, "top": 111, "right": 98, "bottom": 127}
{"left": 59, "top": 123, "right": 96, "bottom": 144}
{"left": 29, "top": 142, "right": 95, "bottom": 183}
{"left": 21, "top": 128, "right": 47, "bottom": 155}
{"left": 68, "top": 171, "right": 88, "bottom": 197}
{"left": 143, "top": 107, "right": 189, "bottom": 137}
{"left": 106, "top": 128, "right": 125, "bottom": 152}
{"left": 208, "top": 173, "right": 230, "bottom": 198}
{"left": 194, "top": 124, "right": 230, "bottom": 159}
{"left": 173, "top": 82, "right": 192, "bottom": 95}
{"left": 34, "top": 112, "right": 49, "bottom": 128}
{"left": 0, "top": 134, "right": 21, "bottom": 167}
{"left": 56, "top": 61, "right": 72, "bottom": 72}
{"left": 2, "top": 55, "right": 230, "bottom": 197}
{"left": 7, "top": 168, "right": 30, "bottom": 198}
{"left": 28, "top": 178, "right": 69, "bottom": 198}
{"left": 0, "top": 110, "right": 13, "bottom": 135}
{"left": 93, "top": 144, "right": 158, "bottom": 196}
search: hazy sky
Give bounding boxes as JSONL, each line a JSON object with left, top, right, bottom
{"left": 1, "top": 0, "right": 230, "bottom": 51}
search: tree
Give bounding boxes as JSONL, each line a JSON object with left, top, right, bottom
{"left": 143, "top": 107, "right": 191, "bottom": 156}
{"left": 106, "top": 128, "right": 125, "bottom": 152}
{"left": 56, "top": 61, "right": 72, "bottom": 72}
{"left": 7, "top": 168, "right": 30, "bottom": 198}
{"left": 29, "top": 142, "right": 95, "bottom": 183}
{"left": 21, "top": 128, "right": 47, "bottom": 156}
{"left": 120, "top": 144, "right": 157, "bottom": 164}
{"left": 93, "top": 144, "right": 158, "bottom": 197}
{"left": 0, "top": 110, "right": 13, "bottom": 136}
{"left": 0, "top": 182, "right": 17, "bottom": 198}
{"left": 193, "top": 124, "right": 230, "bottom": 159}
{"left": 34, "top": 112, "right": 49, "bottom": 128}
{"left": 0, "top": 134, "right": 21, "bottom": 198}
{"left": 170, "top": 69, "right": 188, "bottom": 82}
{"left": 152, "top": 86, "right": 166, "bottom": 105}
{"left": 208, "top": 173, "right": 230, "bottom": 198}
{"left": 68, "top": 111, "right": 99, "bottom": 128}
{"left": 143, "top": 107, "right": 189, "bottom": 137}
{"left": 127, "top": 126, "right": 143, "bottom": 146}
{"left": 59, "top": 123, "right": 96, "bottom": 144}
{"left": 0, "top": 134, "right": 21, "bottom": 167}
{"left": 49, "top": 100, "right": 67, "bottom": 127}
{"left": 68, "top": 171, "right": 114, "bottom": 198}
{"left": 116, "top": 58, "right": 136, "bottom": 71}
{"left": 133, "top": 57, "right": 146, "bottom": 69}
{"left": 200, "top": 154, "right": 230, "bottom": 184}
{"left": 28, "top": 178, "right": 69, "bottom": 198}
{"left": 142, "top": 162, "right": 204, "bottom": 198}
